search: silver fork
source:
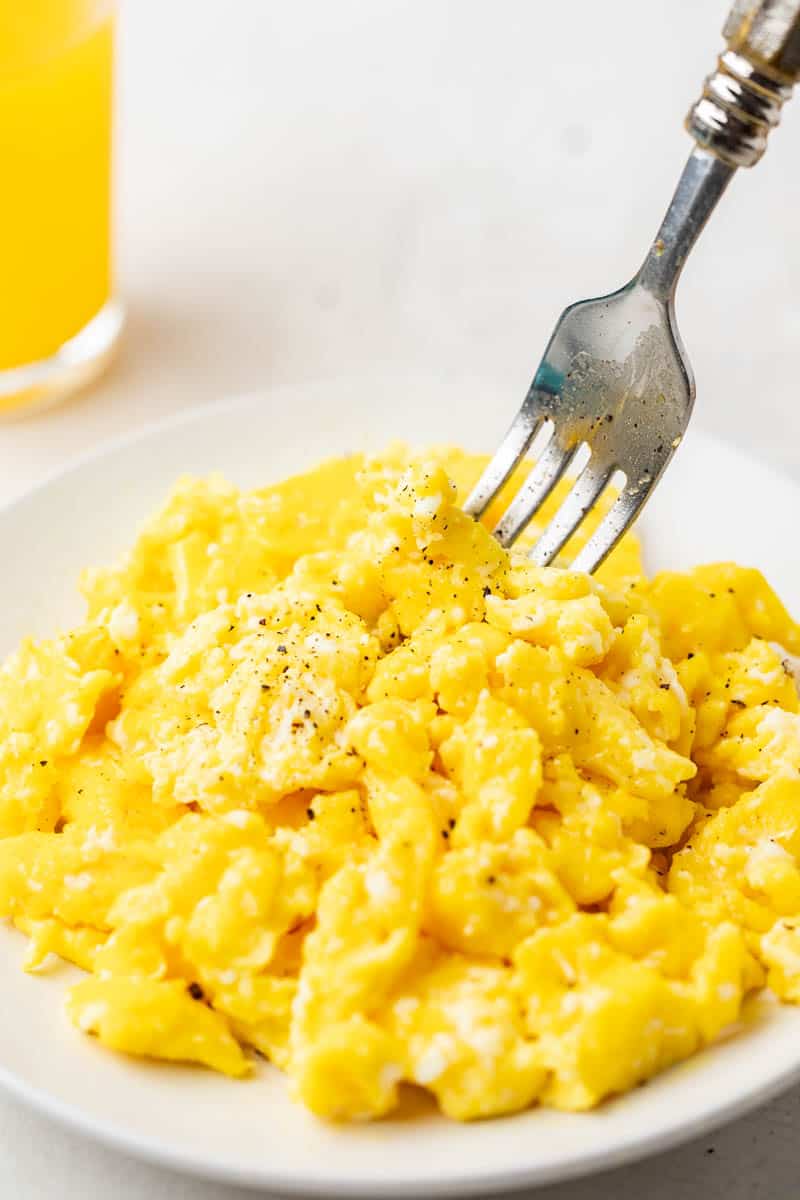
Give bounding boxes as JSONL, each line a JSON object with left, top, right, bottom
{"left": 466, "top": 0, "right": 800, "bottom": 574}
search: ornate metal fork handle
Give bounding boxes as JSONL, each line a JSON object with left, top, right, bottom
{"left": 649, "top": 0, "right": 800, "bottom": 307}
{"left": 690, "top": 0, "right": 800, "bottom": 168}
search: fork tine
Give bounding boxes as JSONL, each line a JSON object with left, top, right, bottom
{"left": 463, "top": 411, "right": 546, "bottom": 519}
{"left": 528, "top": 464, "right": 614, "bottom": 567}
{"left": 492, "top": 438, "right": 573, "bottom": 547}
{"left": 570, "top": 483, "right": 649, "bottom": 574}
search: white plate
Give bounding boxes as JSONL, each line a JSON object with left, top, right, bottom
{"left": 1, "top": 376, "right": 799, "bottom": 1197}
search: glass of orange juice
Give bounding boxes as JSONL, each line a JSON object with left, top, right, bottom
{"left": 0, "top": 0, "right": 121, "bottom": 415}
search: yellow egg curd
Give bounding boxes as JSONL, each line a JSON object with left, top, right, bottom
{"left": 1, "top": 445, "right": 800, "bottom": 1121}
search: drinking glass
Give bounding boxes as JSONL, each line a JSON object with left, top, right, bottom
{"left": 0, "top": 0, "right": 122, "bottom": 415}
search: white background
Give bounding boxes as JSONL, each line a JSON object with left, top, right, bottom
{"left": 0, "top": 0, "right": 799, "bottom": 1196}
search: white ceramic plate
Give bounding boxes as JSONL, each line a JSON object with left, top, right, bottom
{"left": 1, "top": 377, "right": 799, "bottom": 1197}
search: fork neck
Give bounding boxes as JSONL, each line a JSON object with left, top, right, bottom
{"left": 636, "top": 149, "right": 735, "bottom": 304}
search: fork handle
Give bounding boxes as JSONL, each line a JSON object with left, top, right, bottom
{"left": 637, "top": 149, "right": 734, "bottom": 302}
{"left": 639, "top": 0, "right": 800, "bottom": 301}
{"left": 686, "top": 0, "right": 800, "bottom": 167}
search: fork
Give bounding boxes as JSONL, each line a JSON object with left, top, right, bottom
{"left": 466, "top": 0, "right": 800, "bottom": 573}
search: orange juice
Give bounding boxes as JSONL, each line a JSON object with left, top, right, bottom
{"left": 0, "top": 1, "right": 118, "bottom": 411}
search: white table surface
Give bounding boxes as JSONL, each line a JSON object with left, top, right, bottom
{"left": 1, "top": 1, "right": 799, "bottom": 1196}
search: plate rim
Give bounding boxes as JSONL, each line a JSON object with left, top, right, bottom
{"left": 2, "top": 1031, "right": 800, "bottom": 1198}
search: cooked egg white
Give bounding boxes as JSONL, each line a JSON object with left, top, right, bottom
{"left": 1, "top": 445, "right": 800, "bottom": 1121}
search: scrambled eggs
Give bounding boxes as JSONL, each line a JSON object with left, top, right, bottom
{"left": 2, "top": 446, "right": 800, "bottom": 1121}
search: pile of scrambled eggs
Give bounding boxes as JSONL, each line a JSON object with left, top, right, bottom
{"left": 2, "top": 446, "right": 800, "bottom": 1122}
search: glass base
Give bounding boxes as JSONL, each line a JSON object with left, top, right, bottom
{"left": 0, "top": 299, "right": 125, "bottom": 419}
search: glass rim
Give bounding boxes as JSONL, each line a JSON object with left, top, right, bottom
{"left": 0, "top": 1, "right": 117, "bottom": 81}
